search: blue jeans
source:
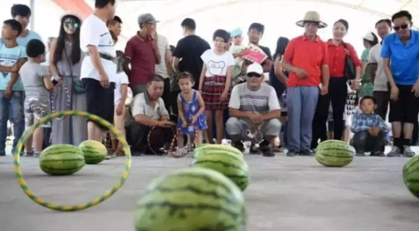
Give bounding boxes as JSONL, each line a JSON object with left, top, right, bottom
{"left": 287, "top": 87, "right": 319, "bottom": 153}
{"left": 0, "top": 90, "right": 25, "bottom": 154}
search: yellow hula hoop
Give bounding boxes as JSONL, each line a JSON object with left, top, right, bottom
{"left": 13, "top": 111, "right": 132, "bottom": 212}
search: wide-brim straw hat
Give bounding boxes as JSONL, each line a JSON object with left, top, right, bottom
{"left": 296, "top": 11, "right": 327, "bottom": 29}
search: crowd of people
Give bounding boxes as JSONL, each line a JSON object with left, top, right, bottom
{"left": 0, "top": 0, "right": 418, "bottom": 159}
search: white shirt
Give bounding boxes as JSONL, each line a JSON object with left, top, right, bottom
{"left": 114, "top": 72, "right": 129, "bottom": 105}
{"left": 80, "top": 14, "right": 116, "bottom": 82}
{"left": 368, "top": 43, "right": 388, "bottom": 91}
{"left": 131, "top": 92, "right": 169, "bottom": 120}
{"left": 229, "top": 83, "right": 280, "bottom": 114}
{"left": 201, "top": 49, "right": 235, "bottom": 77}
{"left": 155, "top": 34, "right": 170, "bottom": 79}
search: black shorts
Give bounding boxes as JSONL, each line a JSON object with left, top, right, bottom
{"left": 82, "top": 79, "right": 115, "bottom": 129}
{"left": 389, "top": 84, "right": 419, "bottom": 123}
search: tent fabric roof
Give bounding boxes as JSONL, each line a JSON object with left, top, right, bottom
{"left": 121, "top": 0, "right": 419, "bottom": 25}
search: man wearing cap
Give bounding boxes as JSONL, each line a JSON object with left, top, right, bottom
{"left": 282, "top": 11, "right": 330, "bottom": 157}
{"left": 124, "top": 13, "right": 161, "bottom": 97}
{"left": 382, "top": 10, "right": 419, "bottom": 157}
{"left": 226, "top": 63, "right": 281, "bottom": 157}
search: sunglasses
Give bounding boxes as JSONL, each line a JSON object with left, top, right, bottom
{"left": 393, "top": 24, "right": 408, "bottom": 31}
{"left": 64, "top": 21, "right": 79, "bottom": 29}
{"left": 248, "top": 73, "right": 262, "bottom": 78}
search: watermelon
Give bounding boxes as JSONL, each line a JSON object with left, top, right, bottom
{"left": 192, "top": 151, "right": 249, "bottom": 191}
{"left": 403, "top": 155, "right": 419, "bottom": 199}
{"left": 79, "top": 140, "right": 107, "bottom": 164}
{"left": 135, "top": 168, "right": 246, "bottom": 231}
{"left": 39, "top": 144, "right": 85, "bottom": 175}
{"left": 315, "top": 140, "right": 354, "bottom": 167}
{"left": 194, "top": 144, "right": 244, "bottom": 158}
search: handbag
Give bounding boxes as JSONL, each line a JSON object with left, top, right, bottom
{"left": 64, "top": 48, "right": 85, "bottom": 94}
{"left": 343, "top": 42, "right": 356, "bottom": 80}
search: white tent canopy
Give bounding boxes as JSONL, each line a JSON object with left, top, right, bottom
{"left": 113, "top": 0, "right": 419, "bottom": 53}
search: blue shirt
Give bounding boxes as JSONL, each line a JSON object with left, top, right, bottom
{"left": 351, "top": 113, "right": 389, "bottom": 134}
{"left": 1, "top": 30, "right": 42, "bottom": 47}
{"left": 381, "top": 30, "right": 419, "bottom": 85}
{"left": 0, "top": 44, "right": 27, "bottom": 91}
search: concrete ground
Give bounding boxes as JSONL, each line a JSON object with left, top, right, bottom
{"left": 1, "top": 151, "right": 419, "bottom": 231}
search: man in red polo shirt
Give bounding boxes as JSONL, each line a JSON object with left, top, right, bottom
{"left": 282, "top": 11, "right": 330, "bottom": 157}
{"left": 124, "top": 13, "right": 161, "bottom": 97}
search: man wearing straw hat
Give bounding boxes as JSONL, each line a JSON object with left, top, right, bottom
{"left": 282, "top": 11, "right": 330, "bottom": 157}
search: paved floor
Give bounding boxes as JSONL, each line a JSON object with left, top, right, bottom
{"left": 1, "top": 152, "right": 418, "bottom": 231}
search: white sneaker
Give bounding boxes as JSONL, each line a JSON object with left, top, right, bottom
{"left": 387, "top": 146, "right": 401, "bottom": 157}
{"left": 403, "top": 146, "right": 415, "bottom": 158}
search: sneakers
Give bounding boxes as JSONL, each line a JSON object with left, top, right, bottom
{"left": 25, "top": 150, "right": 34, "bottom": 157}
{"left": 287, "top": 152, "right": 297, "bottom": 157}
{"left": 232, "top": 141, "right": 245, "bottom": 153}
{"left": 370, "top": 151, "right": 385, "bottom": 157}
{"left": 387, "top": 146, "right": 401, "bottom": 157}
{"left": 0, "top": 151, "right": 5, "bottom": 156}
{"left": 259, "top": 140, "right": 275, "bottom": 157}
{"left": 33, "top": 153, "right": 40, "bottom": 158}
{"left": 356, "top": 152, "right": 366, "bottom": 157}
{"left": 402, "top": 146, "right": 416, "bottom": 158}
{"left": 249, "top": 145, "right": 263, "bottom": 155}
{"left": 299, "top": 150, "right": 315, "bottom": 156}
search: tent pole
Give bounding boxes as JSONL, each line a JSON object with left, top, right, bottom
{"left": 30, "top": 0, "right": 35, "bottom": 31}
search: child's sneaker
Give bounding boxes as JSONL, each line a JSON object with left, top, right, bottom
{"left": 25, "top": 150, "right": 34, "bottom": 157}
{"left": 33, "top": 153, "right": 40, "bottom": 158}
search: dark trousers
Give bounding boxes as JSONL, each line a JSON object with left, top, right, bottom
{"left": 373, "top": 91, "right": 390, "bottom": 120}
{"left": 312, "top": 77, "right": 347, "bottom": 149}
{"left": 169, "top": 90, "right": 181, "bottom": 122}
{"left": 352, "top": 131, "right": 385, "bottom": 154}
{"left": 162, "top": 78, "right": 171, "bottom": 113}
{"left": 126, "top": 122, "right": 173, "bottom": 154}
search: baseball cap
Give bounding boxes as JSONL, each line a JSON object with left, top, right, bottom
{"left": 230, "top": 27, "right": 243, "bottom": 38}
{"left": 246, "top": 63, "right": 264, "bottom": 76}
{"left": 138, "top": 13, "right": 159, "bottom": 25}
{"left": 363, "top": 32, "right": 376, "bottom": 41}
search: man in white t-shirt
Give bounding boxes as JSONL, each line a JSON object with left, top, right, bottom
{"left": 369, "top": 19, "right": 392, "bottom": 120}
{"left": 80, "top": 0, "right": 117, "bottom": 142}
{"left": 226, "top": 63, "right": 282, "bottom": 157}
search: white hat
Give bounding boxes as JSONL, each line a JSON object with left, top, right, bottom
{"left": 296, "top": 11, "right": 327, "bottom": 29}
{"left": 247, "top": 63, "right": 264, "bottom": 76}
{"left": 363, "top": 32, "right": 376, "bottom": 42}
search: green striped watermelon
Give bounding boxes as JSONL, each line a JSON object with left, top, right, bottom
{"left": 315, "top": 140, "right": 354, "bottom": 167}
{"left": 39, "top": 144, "right": 85, "bottom": 175}
{"left": 135, "top": 168, "right": 246, "bottom": 231}
{"left": 194, "top": 144, "right": 244, "bottom": 158}
{"left": 79, "top": 140, "right": 107, "bottom": 164}
{"left": 192, "top": 151, "right": 249, "bottom": 191}
{"left": 403, "top": 155, "right": 419, "bottom": 199}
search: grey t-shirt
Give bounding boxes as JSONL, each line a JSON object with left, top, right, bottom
{"left": 19, "top": 60, "right": 51, "bottom": 99}
{"left": 229, "top": 83, "right": 281, "bottom": 114}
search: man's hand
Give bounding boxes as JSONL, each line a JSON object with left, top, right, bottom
{"left": 295, "top": 68, "right": 308, "bottom": 78}
{"left": 321, "top": 85, "right": 328, "bottom": 95}
{"left": 4, "top": 86, "right": 12, "bottom": 100}
{"left": 116, "top": 103, "right": 124, "bottom": 116}
{"left": 390, "top": 85, "right": 399, "bottom": 101}
{"left": 99, "top": 73, "right": 110, "bottom": 89}
{"left": 351, "top": 81, "right": 360, "bottom": 91}
{"left": 182, "top": 120, "right": 187, "bottom": 128}
{"left": 159, "top": 120, "right": 173, "bottom": 128}
{"left": 369, "top": 127, "right": 381, "bottom": 137}
{"left": 161, "top": 114, "right": 170, "bottom": 121}
{"left": 220, "top": 91, "right": 228, "bottom": 101}
{"left": 412, "top": 81, "right": 419, "bottom": 98}
{"left": 151, "top": 31, "right": 158, "bottom": 49}
{"left": 249, "top": 113, "right": 264, "bottom": 125}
